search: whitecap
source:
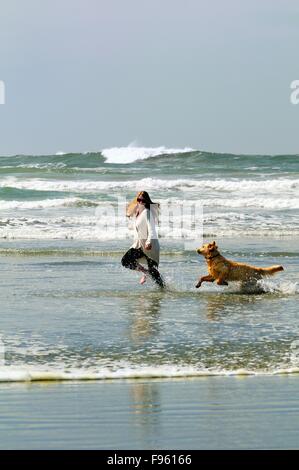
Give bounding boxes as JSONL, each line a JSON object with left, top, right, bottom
{"left": 102, "top": 146, "right": 194, "bottom": 164}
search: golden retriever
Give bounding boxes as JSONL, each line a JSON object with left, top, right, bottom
{"left": 196, "top": 241, "right": 284, "bottom": 288}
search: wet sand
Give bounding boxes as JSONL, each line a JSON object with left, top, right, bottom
{"left": 0, "top": 375, "right": 299, "bottom": 449}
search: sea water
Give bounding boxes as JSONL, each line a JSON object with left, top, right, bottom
{"left": 0, "top": 147, "right": 298, "bottom": 381}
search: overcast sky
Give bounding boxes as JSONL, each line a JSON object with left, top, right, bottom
{"left": 0, "top": 0, "right": 298, "bottom": 156}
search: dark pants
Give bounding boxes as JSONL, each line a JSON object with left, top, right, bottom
{"left": 121, "top": 248, "right": 164, "bottom": 288}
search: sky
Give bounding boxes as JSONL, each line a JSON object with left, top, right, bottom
{"left": 0, "top": 0, "right": 298, "bottom": 156}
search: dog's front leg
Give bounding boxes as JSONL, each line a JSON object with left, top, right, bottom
{"left": 195, "top": 275, "right": 215, "bottom": 288}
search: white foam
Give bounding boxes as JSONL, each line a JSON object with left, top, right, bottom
{"left": 164, "top": 196, "right": 299, "bottom": 210}
{"left": 1, "top": 209, "right": 298, "bottom": 240}
{"left": 259, "top": 279, "right": 299, "bottom": 295}
{"left": 1, "top": 176, "right": 298, "bottom": 196}
{"left": 102, "top": 146, "right": 194, "bottom": 164}
{"left": 0, "top": 198, "right": 97, "bottom": 210}
{"left": 0, "top": 213, "right": 133, "bottom": 240}
{"left": 208, "top": 197, "right": 299, "bottom": 210}
{"left": 0, "top": 365, "right": 299, "bottom": 382}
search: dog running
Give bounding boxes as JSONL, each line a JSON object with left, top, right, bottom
{"left": 196, "top": 241, "right": 284, "bottom": 288}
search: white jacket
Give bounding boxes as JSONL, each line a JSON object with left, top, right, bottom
{"left": 131, "top": 207, "right": 160, "bottom": 265}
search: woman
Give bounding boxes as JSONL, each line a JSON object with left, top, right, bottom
{"left": 121, "top": 191, "right": 164, "bottom": 288}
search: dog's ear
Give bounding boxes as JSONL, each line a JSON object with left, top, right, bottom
{"left": 208, "top": 241, "right": 217, "bottom": 252}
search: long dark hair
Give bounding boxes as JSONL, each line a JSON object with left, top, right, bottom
{"left": 136, "top": 191, "right": 158, "bottom": 210}
{"left": 126, "top": 191, "right": 160, "bottom": 219}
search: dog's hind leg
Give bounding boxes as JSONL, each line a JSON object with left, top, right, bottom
{"left": 216, "top": 277, "right": 228, "bottom": 286}
{"left": 195, "top": 275, "right": 215, "bottom": 288}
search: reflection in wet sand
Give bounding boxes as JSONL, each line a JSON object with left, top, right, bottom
{"left": 203, "top": 292, "right": 261, "bottom": 321}
{"left": 128, "top": 293, "right": 163, "bottom": 343}
{"left": 130, "top": 381, "right": 161, "bottom": 447}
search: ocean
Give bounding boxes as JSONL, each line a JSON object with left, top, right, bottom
{"left": 0, "top": 147, "right": 298, "bottom": 380}
{"left": 0, "top": 147, "right": 298, "bottom": 448}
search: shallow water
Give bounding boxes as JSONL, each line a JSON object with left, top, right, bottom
{"left": 0, "top": 237, "right": 298, "bottom": 381}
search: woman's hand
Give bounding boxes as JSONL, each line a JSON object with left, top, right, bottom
{"left": 145, "top": 242, "right": 152, "bottom": 250}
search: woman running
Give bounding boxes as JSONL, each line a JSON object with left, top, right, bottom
{"left": 121, "top": 191, "right": 164, "bottom": 288}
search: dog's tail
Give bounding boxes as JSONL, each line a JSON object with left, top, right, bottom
{"left": 258, "top": 265, "right": 284, "bottom": 276}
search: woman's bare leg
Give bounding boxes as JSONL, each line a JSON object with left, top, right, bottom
{"left": 136, "top": 262, "right": 149, "bottom": 284}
